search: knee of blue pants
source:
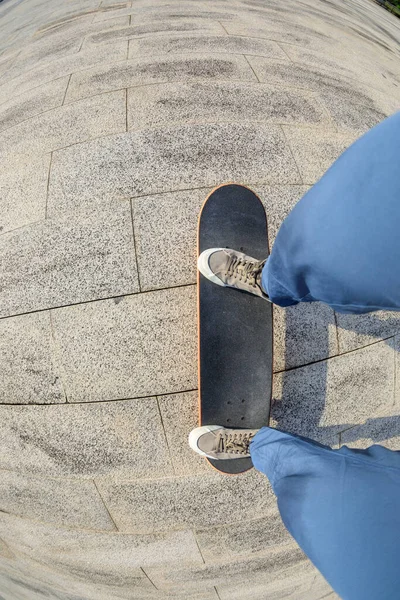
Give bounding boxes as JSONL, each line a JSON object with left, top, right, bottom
{"left": 262, "top": 111, "right": 400, "bottom": 313}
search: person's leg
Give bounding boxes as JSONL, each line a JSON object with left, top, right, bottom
{"left": 262, "top": 111, "right": 400, "bottom": 314}
{"left": 250, "top": 427, "right": 400, "bottom": 600}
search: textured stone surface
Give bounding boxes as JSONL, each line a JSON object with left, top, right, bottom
{"left": 272, "top": 302, "right": 338, "bottom": 372}
{"left": 48, "top": 124, "right": 300, "bottom": 216}
{"left": 0, "top": 398, "right": 173, "bottom": 479}
{"left": 128, "top": 33, "right": 288, "bottom": 58}
{"left": 51, "top": 286, "right": 197, "bottom": 401}
{"left": 132, "top": 188, "right": 207, "bottom": 290}
{"left": 84, "top": 20, "right": 225, "bottom": 46}
{"left": 336, "top": 310, "right": 400, "bottom": 352}
{"left": 0, "top": 513, "right": 203, "bottom": 570}
{"left": 97, "top": 469, "right": 275, "bottom": 532}
{"left": 195, "top": 514, "right": 292, "bottom": 562}
{"left": 157, "top": 391, "right": 210, "bottom": 475}
{"left": 66, "top": 53, "right": 255, "bottom": 102}
{"left": 2, "top": 0, "right": 400, "bottom": 597}
{"left": 0, "top": 154, "right": 50, "bottom": 235}
{"left": 0, "top": 89, "right": 126, "bottom": 157}
{"left": 283, "top": 126, "right": 357, "bottom": 183}
{"left": 271, "top": 340, "right": 395, "bottom": 444}
{"left": 127, "top": 81, "right": 328, "bottom": 130}
{"left": 0, "top": 471, "right": 115, "bottom": 530}
{"left": 0, "top": 312, "right": 65, "bottom": 405}
{"left": 145, "top": 546, "right": 310, "bottom": 592}
{"left": 0, "top": 76, "right": 69, "bottom": 133}
{"left": 0, "top": 201, "right": 139, "bottom": 317}
{"left": 0, "top": 40, "right": 128, "bottom": 105}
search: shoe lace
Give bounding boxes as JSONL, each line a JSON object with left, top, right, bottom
{"left": 217, "top": 431, "right": 255, "bottom": 455}
{"left": 227, "top": 256, "right": 267, "bottom": 288}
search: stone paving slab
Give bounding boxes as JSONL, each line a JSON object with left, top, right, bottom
{"left": 0, "top": 76, "right": 69, "bottom": 133}
{"left": 195, "top": 513, "right": 292, "bottom": 562}
{"left": 48, "top": 124, "right": 300, "bottom": 216}
{"left": 0, "top": 312, "right": 65, "bottom": 405}
{"left": 271, "top": 339, "right": 395, "bottom": 444}
{"left": 157, "top": 391, "right": 210, "bottom": 476}
{"left": 132, "top": 188, "right": 208, "bottom": 291}
{"left": 318, "top": 92, "right": 387, "bottom": 132}
{"left": 0, "top": 154, "right": 49, "bottom": 234}
{"left": 273, "top": 302, "right": 338, "bottom": 372}
{"left": 0, "top": 40, "right": 128, "bottom": 105}
{"left": 0, "top": 470, "right": 115, "bottom": 530}
{"left": 128, "top": 33, "right": 288, "bottom": 59}
{"left": 336, "top": 311, "right": 400, "bottom": 353}
{"left": 0, "top": 397, "right": 173, "bottom": 479}
{"left": 51, "top": 286, "right": 197, "bottom": 402}
{"left": 84, "top": 20, "right": 225, "bottom": 47}
{"left": 0, "top": 513, "right": 203, "bottom": 570}
{"left": 144, "top": 546, "right": 310, "bottom": 593}
{"left": 65, "top": 53, "right": 256, "bottom": 103}
{"left": 127, "top": 81, "right": 328, "bottom": 130}
{"left": 282, "top": 126, "right": 357, "bottom": 184}
{"left": 245, "top": 54, "right": 393, "bottom": 111}
{"left": 0, "top": 89, "right": 126, "bottom": 158}
{"left": 0, "top": 201, "right": 139, "bottom": 317}
{"left": 217, "top": 575, "right": 314, "bottom": 600}
{"left": 96, "top": 469, "right": 275, "bottom": 532}
{"left": 340, "top": 411, "right": 400, "bottom": 450}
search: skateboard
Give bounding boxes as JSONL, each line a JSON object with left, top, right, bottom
{"left": 198, "top": 183, "right": 273, "bottom": 474}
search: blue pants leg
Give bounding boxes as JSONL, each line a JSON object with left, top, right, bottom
{"left": 261, "top": 111, "right": 400, "bottom": 314}
{"left": 250, "top": 427, "right": 400, "bottom": 600}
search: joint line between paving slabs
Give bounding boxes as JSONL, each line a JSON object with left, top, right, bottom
{"left": 243, "top": 54, "right": 260, "bottom": 82}
{"left": 280, "top": 124, "right": 304, "bottom": 185}
{"left": 93, "top": 479, "right": 119, "bottom": 531}
{"left": 62, "top": 74, "right": 72, "bottom": 105}
{"left": 45, "top": 152, "right": 53, "bottom": 220}
{"left": 140, "top": 568, "right": 159, "bottom": 590}
{"left": 214, "top": 586, "right": 222, "bottom": 599}
{"left": 155, "top": 396, "right": 176, "bottom": 476}
{"left": 333, "top": 311, "right": 340, "bottom": 354}
{"left": 192, "top": 530, "right": 206, "bottom": 564}
{"left": 129, "top": 199, "right": 142, "bottom": 291}
{"left": 217, "top": 20, "right": 230, "bottom": 36}
{"left": 276, "top": 42, "right": 295, "bottom": 63}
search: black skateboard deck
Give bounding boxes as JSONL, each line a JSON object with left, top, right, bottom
{"left": 198, "top": 183, "right": 273, "bottom": 474}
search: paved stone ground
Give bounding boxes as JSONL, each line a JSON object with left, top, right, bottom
{"left": 0, "top": 0, "right": 399, "bottom": 598}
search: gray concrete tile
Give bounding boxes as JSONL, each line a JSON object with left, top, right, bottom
{"left": 66, "top": 53, "right": 256, "bottom": 102}
{"left": 127, "top": 81, "right": 328, "bottom": 130}
{"left": 0, "top": 76, "right": 69, "bottom": 133}
{"left": 48, "top": 124, "right": 301, "bottom": 216}
{"left": 0, "top": 312, "right": 66, "bottom": 405}
{"left": 0, "top": 201, "right": 139, "bottom": 317}
{"left": 0, "top": 89, "right": 126, "bottom": 158}
{"left": 217, "top": 575, "right": 313, "bottom": 600}
{"left": 337, "top": 311, "right": 400, "bottom": 353}
{"left": 0, "top": 552, "right": 158, "bottom": 600}
{"left": 0, "top": 154, "right": 49, "bottom": 234}
{"left": 128, "top": 33, "right": 288, "bottom": 59}
{"left": 246, "top": 55, "right": 387, "bottom": 110}
{"left": 318, "top": 92, "right": 386, "bottom": 133}
{"left": 158, "top": 391, "right": 210, "bottom": 476}
{"left": 145, "top": 546, "right": 310, "bottom": 593}
{"left": 51, "top": 286, "right": 197, "bottom": 402}
{"left": 96, "top": 469, "right": 275, "bottom": 532}
{"left": 84, "top": 20, "right": 225, "bottom": 46}
{"left": 272, "top": 302, "right": 338, "bottom": 372}
{"left": 340, "top": 413, "right": 400, "bottom": 450}
{"left": 195, "top": 514, "right": 292, "bottom": 562}
{"left": 0, "top": 398, "right": 173, "bottom": 479}
{"left": 282, "top": 126, "right": 357, "bottom": 184}
{"left": 0, "top": 513, "right": 203, "bottom": 571}
{"left": 271, "top": 339, "right": 395, "bottom": 444}
{"left": 0, "top": 41, "right": 128, "bottom": 105}
{"left": 132, "top": 188, "right": 207, "bottom": 291}
{"left": 0, "top": 471, "right": 115, "bottom": 530}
